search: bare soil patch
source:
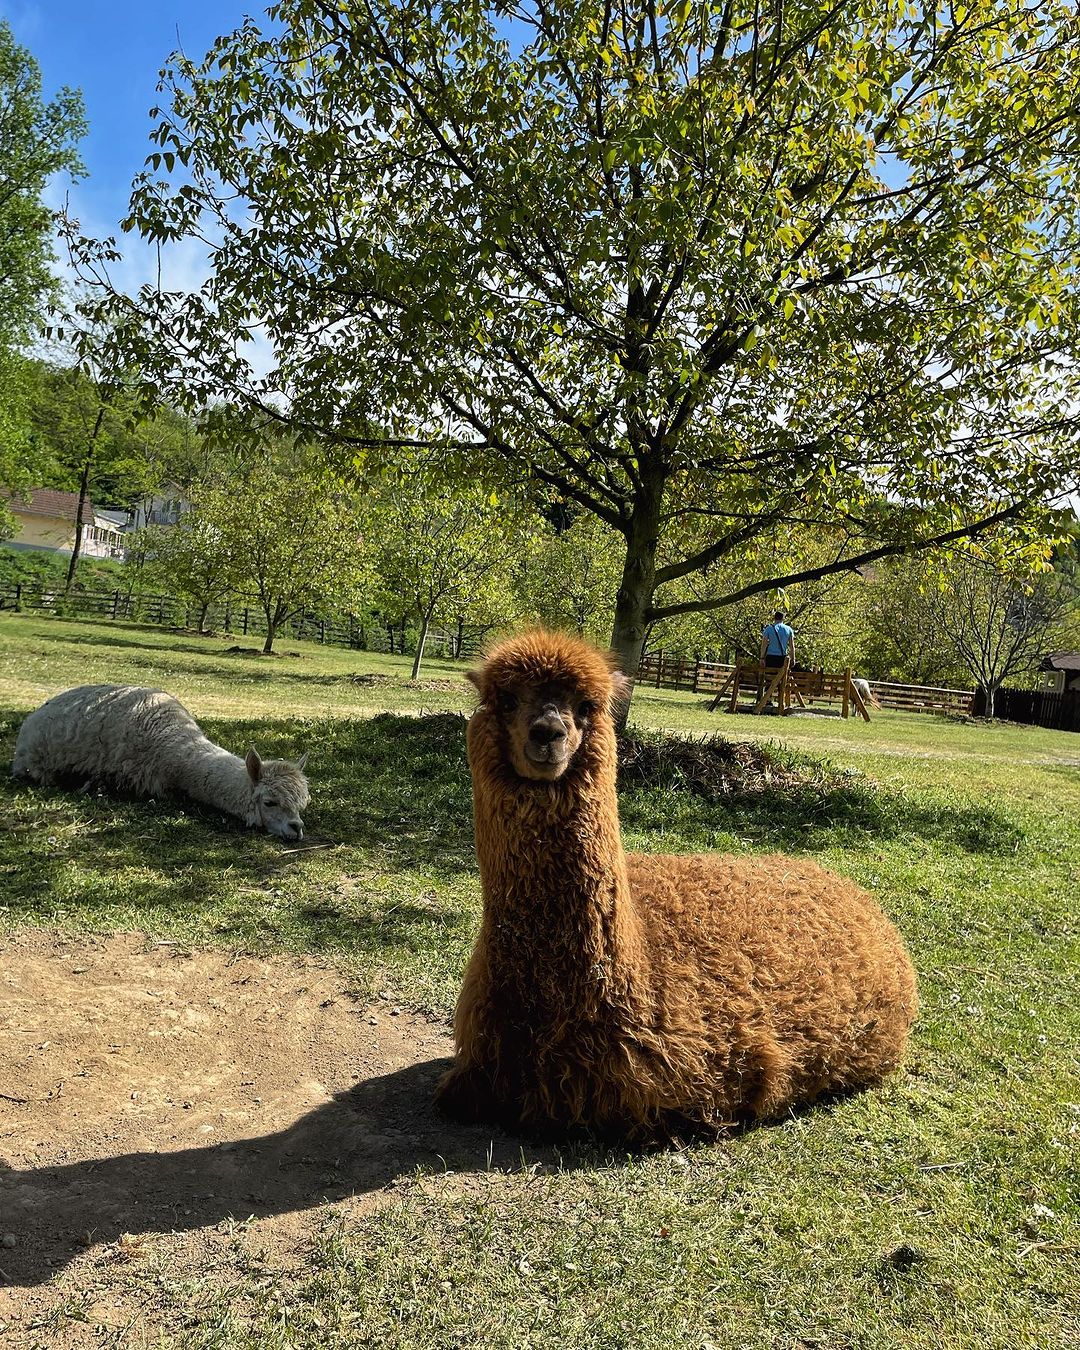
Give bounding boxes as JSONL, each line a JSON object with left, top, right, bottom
{"left": 0, "top": 932, "right": 553, "bottom": 1345}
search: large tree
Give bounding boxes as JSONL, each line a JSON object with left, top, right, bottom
{"left": 0, "top": 20, "right": 84, "bottom": 531}
{"left": 72, "top": 0, "right": 1080, "bottom": 676}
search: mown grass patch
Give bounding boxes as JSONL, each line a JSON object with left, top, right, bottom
{"left": 1, "top": 611, "right": 1078, "bottom": 1346}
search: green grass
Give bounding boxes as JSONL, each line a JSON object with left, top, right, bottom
{"left": 1, "top": 611, "right": 1078, "bottom": 1348}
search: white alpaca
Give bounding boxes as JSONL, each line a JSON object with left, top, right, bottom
{"left": 12, "top": 685, "right": 309, "bottom": 839}
{"left": 852, "top": 677, "right": 881, "bottom": 710}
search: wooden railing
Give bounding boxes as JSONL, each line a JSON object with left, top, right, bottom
{"left": 714, "top": 662, "right": 872, "bottom": 720}
{"left": 635, "top": 650, "right": 974, "bottom": 719}
{"left": 635, "top": 651, "right": 735, "bottom": 693}
{"left": 864, "top": 680, "right": 974, "bottom": 715}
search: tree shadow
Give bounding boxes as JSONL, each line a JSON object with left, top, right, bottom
{"left": 2, "top": 707, "right": 1023, "bottom": 933}
{"left": 29, "top": 627, "right": 246, "bottom": 661}
{"left": 28, "top": 627, "right": 470, "bottom": 685}
{"left": 0, "top": 1057, "right": 580, "bottom": 1288}
{"left": 619, "top": 778, "right": 1025, "bottom": 855}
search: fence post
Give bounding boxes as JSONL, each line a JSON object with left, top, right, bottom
{"left": 111, "top": 590, "right": 119, "bottom": 620}
{"left": 243, "top": 608, "right": 249, "bottom": 636}
{"left": 224, "top": 599, "right": 231, "bottom": 632}
{"left": 15, "top": 582, "right": 21, "bottom": 611}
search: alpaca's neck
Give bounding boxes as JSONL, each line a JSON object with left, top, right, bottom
{"left": 470, "top": 722, "right": 640, "bottom": 999}
{"left": 172, "top": 738, "right": 256, "bottom": 825}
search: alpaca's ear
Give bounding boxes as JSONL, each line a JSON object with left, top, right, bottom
{"left": 295, "top": 752, "right": 309, "bottom": 772}
{"left": 245, "top": 748, "right": 262, "bottom": 783}
{"left": 610, "top": 670, "right": 633, "bottom": 713}
{"left": 465, "top": 670, "right": 483, "bottom": 694}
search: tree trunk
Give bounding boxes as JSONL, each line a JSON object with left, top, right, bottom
{"left": 198, "top": 600, "right": 210, "bottom": 633}
{"left": 984, "top": 683, "right": 996, "bottom": 719}
{"left": 64, "top": 405, "right": 108, "bottom": 594}
{"left": 411, "top": 609, "right": 433, "bottom": 679}
{"left": 263, "top": 611, "right": 277, "bottom": 654}
{"left": 64, "top": 454, "right": 94, "bottom": 594}
{"left": 608, "top": 482, "right": 662, "bottom": 720}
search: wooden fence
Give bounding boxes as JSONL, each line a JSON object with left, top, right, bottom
{"left": 0, "top": 582, "right": 484, "bottom": 661}
{"left": 712, "top": 662, "right": 872, "bottom": 719}
{"left": 863, "top": 679, "right": 974, "bottom": 716}
{"left": 636, "top": 650, "right": 973, "bottom": 717}
{"left": 975, "top": 686, "right": 1080, "bottom": 733}
{"left": 635, "top": 651, "right": 734, "bottom": 693}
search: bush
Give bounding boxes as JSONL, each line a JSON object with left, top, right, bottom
{"left": 0, "top": 544, "right": 126, "bottom": 593}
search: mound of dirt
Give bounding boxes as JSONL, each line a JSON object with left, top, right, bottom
{"left": 348, "top": 673, "right": 462, "bottom": 692}
{"left": 0, "top": 932, "right": 557, "bottom": 1342}
{"left": 617, "top": 730, "right": 841, "bottom": 797}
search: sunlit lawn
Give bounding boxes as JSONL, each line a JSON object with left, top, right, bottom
{"left": 0, "top": 612, "right": 1077, "bottom": 1348}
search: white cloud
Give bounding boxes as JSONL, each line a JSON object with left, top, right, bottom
{"left": 43, "top": 176, "right": 277, "bottom": 385}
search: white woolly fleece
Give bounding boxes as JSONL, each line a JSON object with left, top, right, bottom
{"left": 12, "top": 685, "right": 309, "bottom": 838}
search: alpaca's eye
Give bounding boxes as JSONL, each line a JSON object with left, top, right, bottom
{"left": 497, "top": 691, "right": 518, "bottom": 713}
{"left": 264, "top": 798, "right": 279, "bottom": 808}
{"left": 577, "top": 700, "right": 597, "bottom": 719}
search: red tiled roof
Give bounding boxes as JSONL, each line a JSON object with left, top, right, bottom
{"left": 2, "top": 487, "right": 97, "bottom": 522}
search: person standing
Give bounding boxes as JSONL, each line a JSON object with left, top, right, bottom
{"left": 760, "top": 611, "right": 795, "bottom": 672}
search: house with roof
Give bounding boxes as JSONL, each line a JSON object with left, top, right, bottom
{"left": 131, "top": 486, "right": 190, "bottom": 530}
{"left": 2, "top": 488, "right": 128, "bottom": 560}
{"left": 1038, "top": 651, "right": 1080, "bottom": 694}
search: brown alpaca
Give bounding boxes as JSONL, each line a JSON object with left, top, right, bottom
{"left": 435, "top": 631, "right": 918, "bottom": 1143}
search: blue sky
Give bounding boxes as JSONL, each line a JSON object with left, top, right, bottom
{"left": 1, "top": 0, "right": 259, "bottom": 305}
{"left": 1, "top": 0, "right": 253, "bottom": 231}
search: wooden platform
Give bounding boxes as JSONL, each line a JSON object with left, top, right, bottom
{"left": 710, "top": 662, "right": 872, "bottom": 720}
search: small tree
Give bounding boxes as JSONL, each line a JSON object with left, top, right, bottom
{"left": 918, "top": 553, "right": 1070, "bottom": 716}
{"left": 515, "top": 514, "right": 623, "bottom": 646}
{"left": 366, "top": 478, "right": 518, "bottom": 679}
{"left": 208, "top": 455, "right": 364, "bottom": 653}
{"left": 859, "top": 559, "right": 968, "bottom": 686}
{"left": 143, "top": 498, "right": 234, "bottom": 633}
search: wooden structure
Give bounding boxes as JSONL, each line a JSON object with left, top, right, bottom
{"left": 636, "top": 651, "right": 735, "bottom": 695}
{"left": 711, "top": 662, "right": 872, "bottom": 720}
{"left": 635, "top": 651, "right": 973, "bottom": 717}
{"left": 862, "top": 679, "right": 973, "bottom": 715}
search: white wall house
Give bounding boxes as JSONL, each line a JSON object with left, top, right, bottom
{"left": 2, "top": 488, "right": 127, "bottom": 559}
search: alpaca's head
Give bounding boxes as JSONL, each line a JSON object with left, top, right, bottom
{"left": 467, "top": 631, "right": 631, "bottom": 782}
{"left": 245, "top": 749, "right": 310, "bottom": 839}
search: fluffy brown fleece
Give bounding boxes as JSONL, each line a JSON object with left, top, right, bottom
{"left": 435, "top": 631, "right": 918, "bottom": 1143}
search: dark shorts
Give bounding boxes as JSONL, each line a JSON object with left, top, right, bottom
{"left": 764, "top": 654, "right": 786, "bottom": 669}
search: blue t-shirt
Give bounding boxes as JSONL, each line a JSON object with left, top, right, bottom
{"left": 763, "top": 622, "right": 794, "bottom": 658}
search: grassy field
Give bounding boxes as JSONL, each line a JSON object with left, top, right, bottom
{"left": 1, "top": 612, "right": 1077, "bottom": 1348}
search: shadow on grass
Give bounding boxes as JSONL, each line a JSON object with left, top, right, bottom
{"left": 0, "top": 708, "right": 477, "bottom": 958}
{"left": 29, "top": 626, "right": 472, "bottom": 689}
{"left": 0, "top": 1056, "right": 560, "bottom": 1287}
{"left": 30, "top": 627, "right": 244, "bottom": 660}
{"left": 618, "top": 780, "right": 1024, "bottom": 855}
{"left": 0, "top": 709, "right": 1025, "bottom": 941}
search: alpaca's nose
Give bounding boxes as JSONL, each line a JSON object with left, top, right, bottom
{"left": 290, "top": 820, "right": 304, "bottom": 840}
{"left": 529, "top": 715, "right": 567, "bottom": 747}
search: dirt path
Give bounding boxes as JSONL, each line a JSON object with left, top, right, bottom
{"left": 0, "top": 931, "right": 550, "bottom": 1345}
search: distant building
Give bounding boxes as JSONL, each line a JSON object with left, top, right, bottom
{"left": 131, "top": 487, "right": 190, "bottom": 530}
{"left": 1038, "top": 652, "right": 1080, "bottom": 694}
{"left": 2, "top": 488, "right": 128, "bottom": 559}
